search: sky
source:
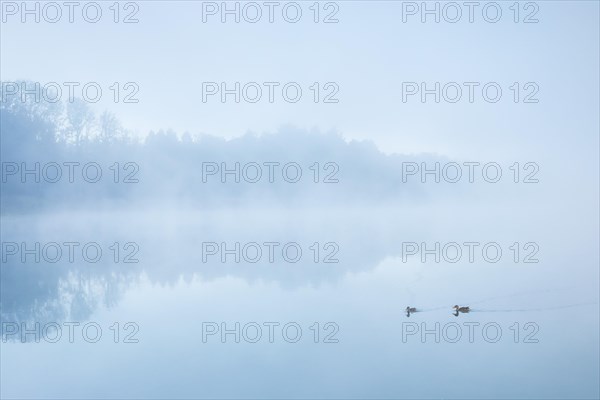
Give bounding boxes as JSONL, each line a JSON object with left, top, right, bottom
{"left": 1, "top": 0, "right": 598, "bottom": 160}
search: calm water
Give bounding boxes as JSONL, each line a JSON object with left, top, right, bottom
{"left": 2, "top": 201, "right": 598, "bottom": 399}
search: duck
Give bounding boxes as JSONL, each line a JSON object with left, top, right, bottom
{"left": 405, "top": 306, "right": 417, "bottom": 317}
{"left": 452, "top": 305, "right": 470, "bottom": 315}
{"left": 453, "top": 305, "right": 470, "bottom": 312}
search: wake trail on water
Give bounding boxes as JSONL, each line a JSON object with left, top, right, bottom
{"left": 472, "top": 302, "right": 598, "bottom": 313}
{"left": 406, "top": 286, "right": 595, "bottom": 313}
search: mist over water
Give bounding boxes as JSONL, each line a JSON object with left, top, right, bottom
{"left": 1, "top": 2, "right": 599, "bottom": 398}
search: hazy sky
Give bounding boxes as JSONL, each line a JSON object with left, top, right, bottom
{"left": 1, "top": 1, "right": 598, "bottom": 161}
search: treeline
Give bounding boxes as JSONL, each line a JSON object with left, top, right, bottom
{"left": 1, "top": 81, "right": 434, "bottom": 212}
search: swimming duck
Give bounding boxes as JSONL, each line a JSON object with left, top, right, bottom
{"left": 452, "top": 305, "right": 470, "bottom": 316}
{"left": 453, "top": 305, "right": 470, "bottom": 312}
{"left": 405, "top": 306, "right": 417, "bottom": 317}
